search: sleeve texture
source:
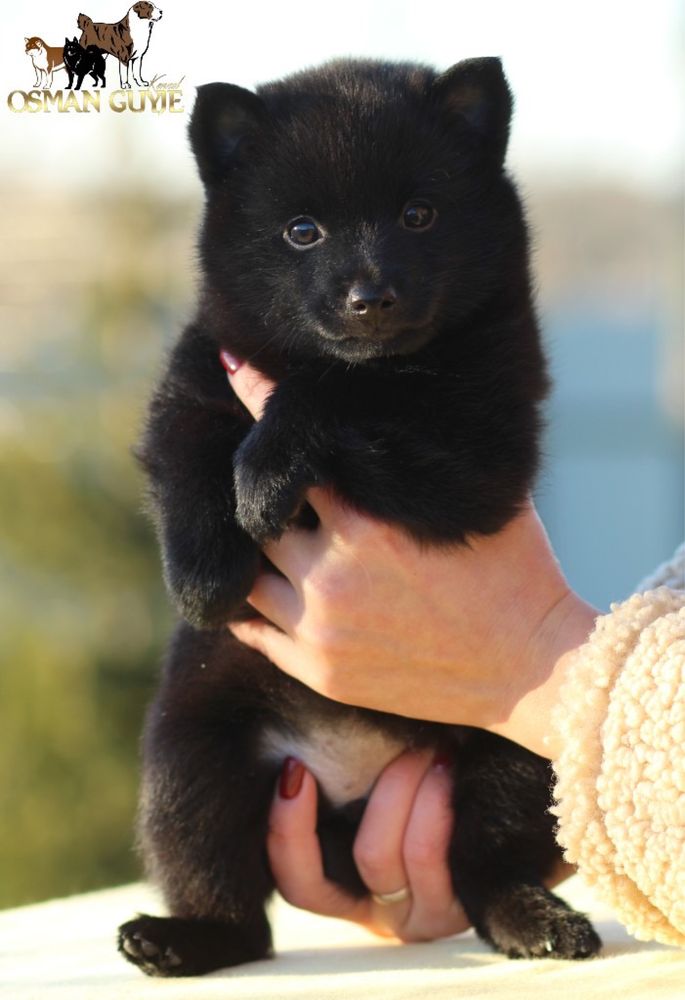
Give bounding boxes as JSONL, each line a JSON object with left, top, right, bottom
{"left": 550, "top": 547, "right": 685, "bottom": 946}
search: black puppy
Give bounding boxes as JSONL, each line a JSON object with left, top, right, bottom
{"left": 118, "top": 57, "right": 601, "bottom": 976}
{"left": 63, "top": 36, "right": 106, "bottom": 89}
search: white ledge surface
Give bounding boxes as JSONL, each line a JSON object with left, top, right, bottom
{"left": 1, "top": 877, "right": 683, "bottom": 999}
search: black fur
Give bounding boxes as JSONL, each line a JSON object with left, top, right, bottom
{"left": 118, "top": 58, "right": 601, "bottom": 976}
{"left": 63, "top": 37, "right": 106, "bottom": 89}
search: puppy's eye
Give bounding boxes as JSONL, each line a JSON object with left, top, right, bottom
{"left": 284, "top": 217, "right": 324, "bottom": 248}
{"left": 401, "top": 201, "right": 437, "bottom": 231}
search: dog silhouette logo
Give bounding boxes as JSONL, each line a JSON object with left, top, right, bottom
{"left": 12, "top": 4, "right": 180, "bottom": 114}
{"left": 25, "top": 36, "right": 66, "bottom": 90}
{"left": 78, "top": 3, "right": 163, "bottom": 89}
{"left": 63, "top": 37, "right": 107, "bottom": 90}
{"left": 23, "top": 4, "right": 163, "bottom": 92}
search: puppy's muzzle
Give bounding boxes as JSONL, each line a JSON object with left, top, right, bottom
{"left": 345, "top": 282, "right": 398, "bottom": 332}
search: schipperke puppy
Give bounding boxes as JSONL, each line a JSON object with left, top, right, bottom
{"left": 63, "top": 36, "right": 106, "bottom": 89}
{"left": 118, "top": 57, "right": 601, "bottom": 977}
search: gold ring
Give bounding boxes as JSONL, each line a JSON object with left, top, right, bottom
{"left": 371, "top": 885, "right": 411, "bottom": 906}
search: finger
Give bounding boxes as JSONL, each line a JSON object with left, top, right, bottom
{"left": 261, "top": 528, "right": 321, "bottom": 585}
{"left": 354, "top": 751, "right": 433, "bottom": 930}
{"left": 230, "top": 618, "right": 350, "bottom": 708}
{"left": 246, "top": 571, "right": 302, "bottom": 633}
{"left": 400, "top": 759, "right": 470, "bottom": 941}
{"left": 267, "top": 763, "right": 369, "bottom": 922}
{"left": 229, "top": 619, "right": 335, "bottom": 700}
{"left": 229, "top": 619, "right": 301, "bottom": 674}
{"left": 226, "top": 363, "right": 275, "bottom": 421}
{"left": 300, "top": 485, "right": 355, "bottom": 531}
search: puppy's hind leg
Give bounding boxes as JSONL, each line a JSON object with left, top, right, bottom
{"left": 118, "top": 630, "right": 278, "bottom": 977}
{"left": 119, "top": 734, "right": 276, "bottom": 976}
{"left": 449, "top": 732, "right": 601, "bottom": 960}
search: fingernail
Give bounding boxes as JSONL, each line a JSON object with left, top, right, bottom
{"left": 219, "top": 350, "right": 242, "bottom": 374}
{"left": 279, "top": 757, "right": 305, "bottom": 799}
{"left": 432, "top": 752, "right": 452, "bottom": 772}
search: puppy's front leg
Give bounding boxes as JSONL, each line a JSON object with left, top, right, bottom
{"left": 139, "top": 326, "right": 259, "bottom": 627}
{"left": 233, "top": 378, "right": 331, "bottom": 543}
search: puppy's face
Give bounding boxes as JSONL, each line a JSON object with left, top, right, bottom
{"left": 191, "top": 60, "right": 522, "bottom": 363}
{"left": 25, "top": 37, "right": 43, "bottom": 54}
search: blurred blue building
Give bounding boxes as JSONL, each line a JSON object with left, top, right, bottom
{"left": 537, "top": 304, "right": 683, "bottom": 610}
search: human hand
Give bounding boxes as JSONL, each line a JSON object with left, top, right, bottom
{"left": 223, "top": 358, "right": 597, "bottom": 759}
{"left": 267, "top": 748, "right": 576, "bottom": 940}
{"left": 267, "top": 750, "right": 470, "bottom": 941}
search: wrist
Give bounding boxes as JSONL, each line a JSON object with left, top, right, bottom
{"left": 491, "top": 592, "right": 598, "bottom": 758}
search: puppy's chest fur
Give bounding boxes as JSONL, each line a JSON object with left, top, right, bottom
{"left": 259, "top": 718, "right": 409, "bottom": 806}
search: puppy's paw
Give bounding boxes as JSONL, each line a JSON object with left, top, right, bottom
{"left": 163, "top": 524, "right": 260, "bottom": 629}
{"left": 119, "top": 917, "right": 183, "bottom": 977}
{"left": 233, "top": 435, "right": 310, "bottom": 544}
{"left": 234, "top": 468, "right": 302, "bottom": 543}
{"left": 503, "top": 909, "right": 600, "bottom": 960}
{"left": 118, "top": 913, "right": 272, "bottom": 977}
{"left": 481, "top": 885, "right": 601, "bottom": 961}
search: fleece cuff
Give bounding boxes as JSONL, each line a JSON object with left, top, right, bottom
{"left": 550, "top": 587, "right": 685, "bottom": 946}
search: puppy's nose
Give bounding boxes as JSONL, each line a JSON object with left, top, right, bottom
{"left": 347, "top": 283, "right": 397, "bottom": 318}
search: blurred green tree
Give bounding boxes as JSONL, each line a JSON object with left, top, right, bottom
{"left": 0, "top": 189, "right": 199, "bottom": 906}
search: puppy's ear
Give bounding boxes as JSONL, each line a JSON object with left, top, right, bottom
{"left": 432, "top": 57, "right": 513, "bottom": 166}
{"left": 189, "top": 83, "right": 267, "bottom": 187}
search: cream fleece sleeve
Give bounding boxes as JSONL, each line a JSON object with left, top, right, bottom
{"left": 550, "top": 545, "right": 685, "bottom": 947}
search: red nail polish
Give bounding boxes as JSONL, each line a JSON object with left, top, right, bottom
{"left": 279, "top": 757, "right": 305, "bottom": 799}
{"left": 219, "top": 350, "right": 242, "bottom": 374}
{"left": 433, "top": 752, "right": 452, "bottom": 771}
